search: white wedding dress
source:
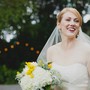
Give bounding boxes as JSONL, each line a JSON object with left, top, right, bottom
{"left": 37, "top": 27, "right": 90, "bottom": 90}
{"left": 52, "top": 62, "right": 89, "bottom": 90}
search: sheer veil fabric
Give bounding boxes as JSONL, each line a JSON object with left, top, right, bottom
{"left": 37, "top": 26, "right": 61, "bottom": 62}
{"left": 36, "top": 26, "right": 90, "bottom": 89}
{"left": 37, "top": 26, "right": 90, "bottom": 62}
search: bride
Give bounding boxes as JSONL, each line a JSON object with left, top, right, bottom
{"left": 37, "top": 7, "right": 90, "bottom": 90}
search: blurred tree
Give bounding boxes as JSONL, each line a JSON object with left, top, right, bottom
{"left": 0, "top": 0, "right": 89, "bottom": 41}
{"left": 0, "top": 0, "right": 90, "bottom": 84}
{"left": 0, "top": 0, "right": 90, "bottom": 68}
{"left": 0, "top": 0, "right": 28, "bottom": 29}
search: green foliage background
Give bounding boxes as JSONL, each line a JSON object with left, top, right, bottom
{"left": 0, "top": 0, "right": 90, "bottom": 84}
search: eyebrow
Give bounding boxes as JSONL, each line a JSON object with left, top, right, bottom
{"left": 65, "top": 17, "right": 79, "bottom": 21}
{"left": 66, "top": 17, "right": 78, "bottom": 19}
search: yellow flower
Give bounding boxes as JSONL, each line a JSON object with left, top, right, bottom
{"left": 30, "top": 73, "right": 34, "bottom": 78}
{"left": 26, "top": 69, "right": 34, "bottom": 78}
{"left": 25, "top": 62, "right": 35, "bottom": 69}
{"left": 25, "top": 62, "right": 32, "bottom": 67}
{"left": 25, "top": 62, "right": 36, "bottom": 78}
{"left": 26, "top": 69, "right": 32, "bottom": 74}
{"left": 48, "top": 63, "right": 52, "bottom": 69}
{"left": 17, "top": 71, "right": 20, "bottom": 75}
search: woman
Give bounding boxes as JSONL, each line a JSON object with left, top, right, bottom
{"left": 45, "top": 8, "right": 90, "bottom": 90}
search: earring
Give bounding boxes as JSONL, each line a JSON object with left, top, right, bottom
{"left": 76, "top": 30, "right": 80, "bottom": 38}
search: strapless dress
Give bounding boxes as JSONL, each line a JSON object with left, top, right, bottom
{"left": 52, "top": 63, "right": 89, "bottom": 90}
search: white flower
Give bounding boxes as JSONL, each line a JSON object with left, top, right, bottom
{"left": 19, "top": 66, "right": 52, "bottom": 90}
{"left": 16, "top": 61, "right": 62, "bottom": 90}
{"left": 32, "top": 62, "right": 38, "bottom": 66}
{"left": 22, "top": 66, "right": 28, "bottom": 74}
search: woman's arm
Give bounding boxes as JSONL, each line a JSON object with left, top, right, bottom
{"left": 46, "top": 47, "right": 53, "bottom": 62}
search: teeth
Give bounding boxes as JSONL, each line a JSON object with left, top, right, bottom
{"left": 67, "top": 28, "right": 75, "bottom": 30}
{"left": 70, "top": 29, "right": 74, "bottom": 31}
{"left": 68, "top": 29, "right": 74, "bottom": 31}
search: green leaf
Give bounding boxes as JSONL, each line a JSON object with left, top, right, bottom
{"left": 37, "top": 60, "right": 44, "bottom": 67}
{"left": 43, "top": 85, "right": 51, "bottom": 90}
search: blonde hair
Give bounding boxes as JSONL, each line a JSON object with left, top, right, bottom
{"left": 57, "top": 8, "right": 82, "bottom": 26}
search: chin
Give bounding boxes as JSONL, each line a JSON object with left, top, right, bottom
{"left": 65, "top": 31, "right": 77, "bottom": 37}
{"left": 66, "top": 34, "right": 76, "bottom": 38}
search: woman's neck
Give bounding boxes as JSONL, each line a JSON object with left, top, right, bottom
{"left": 61, "top": 37, "right": 77, "bottom": 50}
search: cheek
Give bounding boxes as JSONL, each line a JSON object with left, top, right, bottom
{"left": 60, "top": 26, "right": 66, "bottom": 32}
{"left": 76, "top": 25, "right": 80, "bottom": 32}
{"left": 76, "top": 23, "right": 80, "bottom": 28}
{"left": 58, "top": 23, "right": 64, "bottom": 30}
{"left": 60, "top": 21, "right": 67, "bottom": 29}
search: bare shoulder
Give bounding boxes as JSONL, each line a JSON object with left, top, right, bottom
{"left": 47, "top": 43, "right": 60, "bottom": 53}
{"left": 82, "top": 43, "right": 90, "bottom": 74}
{"left": 46, "top": 43, "right": 60, "bottom": 62}
{"left": 83, "top": 42, "right": 90, "bottom": 50}
{"left": 79, "top": 41, "right": 90, "bottom": 53}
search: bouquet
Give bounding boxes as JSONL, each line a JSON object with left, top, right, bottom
{"left": 16, "top": 60, "right": 62, "bottom": 90}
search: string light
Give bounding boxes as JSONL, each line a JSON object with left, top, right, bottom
{"left": 0, "top": 51, "right": 1, "bottom": 54}
{"left": 25, "top": 43, "right": 29, "bottom": 47}
{"left": 16, "top": 41, "right": 20, "bottom": 45}
{"left": 4, "top": 48, "right": 8, "bottom": 52}
{"left": 36, "top": 50, "right": 40, "bottom": 54}
{"left": 30, "top": 47, "right": 34, "bottom": 51}
{"left": 2, "top": 42, "right": 41, "bottom": 56}
{"left": 10, "top": 45, "right": 14, "bottom": 49}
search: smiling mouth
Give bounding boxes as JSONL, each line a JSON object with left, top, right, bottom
{"left": 67, "top": 28, "right": 76, "bottom": 33}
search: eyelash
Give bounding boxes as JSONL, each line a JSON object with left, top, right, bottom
{"left": 66, "top": 19, "right": 79, "bottom": 23}
{"left": 66, "top": 19, "right": 70, "bottom": 21}
{"left": 75, "top": 20, "right": 79, "bottom": 22}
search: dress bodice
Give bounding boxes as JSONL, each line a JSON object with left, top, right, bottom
{"left": 52, "top": 63, "right": 89, "bottom": 90}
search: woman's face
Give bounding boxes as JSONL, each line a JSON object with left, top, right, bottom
{"left": 58, "top": 11, "right": 80, "bottom": 38}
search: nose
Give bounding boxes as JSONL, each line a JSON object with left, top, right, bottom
{"left": 69, "top": 20, "right": 76, "bottom": 26}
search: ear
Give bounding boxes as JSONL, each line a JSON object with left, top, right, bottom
{"left": 57, "top": 22, "right": 61, "bottom": 30}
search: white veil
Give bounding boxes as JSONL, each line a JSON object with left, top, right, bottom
{"left": 77, "top": 27, "right": 90, "bottom": 44}
{"left": 37, "top": 26, "right": 90, "bottom": 62}
{"left": 36, "top": 26, "right": 90, "bottom": 89}
{"left": 37, "top": 26, "right": 61, "bottom": 62}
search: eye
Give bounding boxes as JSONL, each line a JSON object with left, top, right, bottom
{"left": 65, "top": 19, "right": 70, "bottom": 21}
{"left": 74, "top": 19, "right": 79, "bottom": 23}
